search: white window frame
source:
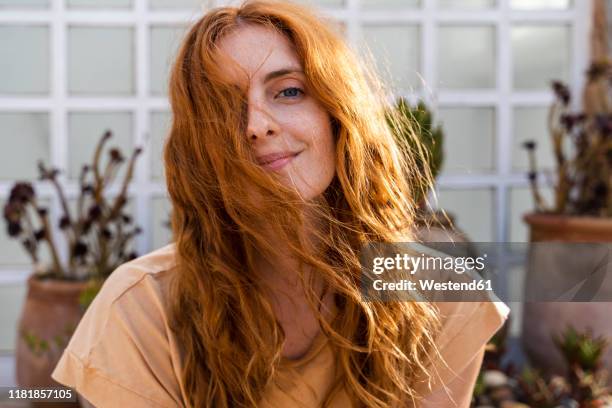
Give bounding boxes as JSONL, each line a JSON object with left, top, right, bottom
{"left": 0, "top": 0, "right": 593, "bottom": 367}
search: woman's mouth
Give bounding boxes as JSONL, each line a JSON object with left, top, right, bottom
{"left": 257, "top": 151, "right": 301, "bottom": 171}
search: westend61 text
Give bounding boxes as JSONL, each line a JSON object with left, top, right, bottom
{"left": 372, "top": 279, "right": 493, "bottom": 292}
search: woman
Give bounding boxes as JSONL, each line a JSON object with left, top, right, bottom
{"left": 52, "top": 1, "right": 509, "bottom": 407}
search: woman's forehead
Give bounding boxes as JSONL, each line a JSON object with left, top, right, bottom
{"left": 215, "top": 24, "right": 303, "bottom": 87}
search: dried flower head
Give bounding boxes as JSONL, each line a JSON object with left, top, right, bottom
{"left": 37, "top": 161, "right": 60, "bottom": 181}
{"left": 3, "top": 201, "right": 24, "bottom": 224}
{"left": 552, "top": 80, "right": 571, "bottom": 106}
{"left": 59, "top": 215, "right": 71, "bottom": 230}
{"left": 595, "top": 114, "right": 612, "bottom": 137}
{"left": 586, "top": 59, "right": 611, "bottom": 81}
{"left": 9, "top": 183, "right": 35, "bottom": 204}
{"left": 528, "top": 171, "right": 537, "bottom": 182}
{"left": 109, "top": 148, "right": 124, "bottom": 163}
{"left": 101, "top": 228, "right": 112, "bottom": 240}
{"left": 7, "top": 222, "right": 22, "bottom": 237}
{"left": 73, "top": 241, "right": 88, "bottom": 258}
{"left": 523, "top": 141, "right": 537, "bottom": 151}
{"left": 88, "top": 205, "right": 102, "bottom": 221}
{"left": 34, "top": 228, "right": 46, "bottom": 241}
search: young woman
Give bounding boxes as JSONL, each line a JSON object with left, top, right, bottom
{"left": 52, "top": 1, "right": 509, "bottom": 407}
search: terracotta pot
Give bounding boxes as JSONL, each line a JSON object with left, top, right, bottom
{"left": 522, "top": 212, "right": 612, "bottom": 377}
{"left": 524, "top": 213, "right": 612, "bottom": 241}
{"left": 15, "top": 275, "right": 88, "bottom": 391}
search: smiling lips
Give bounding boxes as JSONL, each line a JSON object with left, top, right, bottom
{"left": 256, "top": 151, "right": 301, "bottom": 171}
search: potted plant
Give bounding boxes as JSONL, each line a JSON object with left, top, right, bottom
{"left": 471, "top": 322, "right": 612, "bottom": 407}
{"left": 385, "top": 98, "right": 472, "bottom": 241}
{"left": 521, "top": 59, "right": 612, "bottom": 377}
{"left": 2, "top": 130, "right": 142, "bottom": 389}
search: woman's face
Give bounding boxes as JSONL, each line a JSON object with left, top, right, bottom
{"left": 216, "top": 24, "right": 336, "bottom": 201}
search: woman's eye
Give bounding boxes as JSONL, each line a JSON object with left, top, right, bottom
{"left": 277, "top": 87, "right": 303, "bottom": 99}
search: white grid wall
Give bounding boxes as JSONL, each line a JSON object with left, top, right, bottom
{"left": 0, "top": 0, "right": 592, "bottom": 363}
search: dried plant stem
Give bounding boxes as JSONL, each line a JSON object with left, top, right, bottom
{"left": 102, "top": 160, "right": 121, "bottom": 187}
{"left": 34, "top": 203, "right": 64, "bottom": 277}
{"left": 92, "top": 132, "right": 111, "bottom": 208}
{"left": 21, "top": 208, "right": 39, "bottom": 263}
{"left": 108, "top": 149, "right": 141, "bottom": 220}
{"left": 595, "top": 76, "right": 611, "bottom": 113}
{"left": 548, "top": 104, "right": 572, "bottom": 213}
{"left": 48, "top": 177, "right": 74, "bottom": 238}
{"left": 526, "top": 149, "right": 547, "bottom": 212}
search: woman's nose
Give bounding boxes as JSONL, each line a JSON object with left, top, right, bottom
{"left": 246, "top": 103, "right": 280, "bottom": 142}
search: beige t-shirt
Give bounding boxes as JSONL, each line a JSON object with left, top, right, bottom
{"left": 51, "top": 243, "right": 510, "bottom": 407}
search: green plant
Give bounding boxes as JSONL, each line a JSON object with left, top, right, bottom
{"left": 2, "top": 131, "right": 143, "bottom": 283}
{"left": 523, "top": 58, "right": 612, "bottom": 216}
{"left": 471, "top": 323, "right": 611, "bottom": 407}
{"left": 385, "top": 97, "right": 444, "bottom": 205}
{"left": 553, "top": 325, "right": 608, "bottom": 373}
{"left": 20, "top": 323, "right": 76, "bottom": 357}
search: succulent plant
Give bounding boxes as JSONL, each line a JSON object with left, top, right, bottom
{"left": 2, "top": 130, "right": 143, "bottom": 283}
{"left": 472, "top": 323, "right": 611, "bottom": 407}
{"left": 553, "top": 326, "right": 608, "bottom": 373}
{"left": 385, "top": 97, "right": 444, "bottom": 205}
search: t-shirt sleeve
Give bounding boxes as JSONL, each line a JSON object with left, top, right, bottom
{"left": 51, "top": 267, "right": 184, "bottom": 408}
{"left": 413, "top": 300, "right": 510, "bottom": 408}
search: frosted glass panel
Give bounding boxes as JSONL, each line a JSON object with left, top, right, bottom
{"left": 292, "top": 0, "right": 344, "bottom": 7}
{"left": 150, "top": 111, "right": 171, "bottom": 181}
{"left": 510, "top": 187, "right": 554, "bottom": 242}
{"left": 438, "top": 0, "right": 495, "bottom": 9}
{"left": 0, "top": 113, "right": 49, "bottom": 180}
{"left": 436, "top": 189, "right": 494, "bottom": 242}
{"left": 150, "top": 26, "right": 187, "bottom": 95}
{"left": 0, "top": 26, "right": 49, "bottom": 94}
{"left": 361, "top": 0, "right": 419, "bottom": 8}
{"left": 512, "top": 25, "right": 570, "bottom": 90}
{"left": 0, "top": 0, "right": 47, "bottom": 8}
{"left": 68, "top": 26, "right": 134, "bottom": 95}
{"left": 149, "top": 0, "right": 204, "bottom": 9}
{"left": 511, "top": 0, "right": 570, "bottom": 9}
{"left": 67, "top": 112, "right": 133, "bottom": 181}
{"left": 152, "top": 197, "right": 172, "bottom": 250}
{"left": 0, "top": 284, "right": 26, "bottom": 353}
{"left": 438, "top": 26, "right": 495, "bottom": 89}
{"left": 67, "top": 0, "right": 132, "bottom": 8}
{"left": 512, "top": 107, "right": 555, "bottom": 171}
{"left": 361, "top": 25, "right": 420, "bottom": 91}
{"left": 437, "top": 107, "right": 496, "bottom": 174}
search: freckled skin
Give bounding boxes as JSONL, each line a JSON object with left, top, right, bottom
{"left": 216, "top": 24, "right": 336, "bottom": 201}
{"left": 215, "top": 25, "right": 339, "bottom": 360}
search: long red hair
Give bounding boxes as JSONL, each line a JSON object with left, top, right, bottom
{"left": 164, "top": 1, "right": 441, "bottom": 406}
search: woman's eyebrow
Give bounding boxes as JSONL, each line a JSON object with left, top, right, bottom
{"left": 263, "top": 67, "right": 304, "bottom": 83}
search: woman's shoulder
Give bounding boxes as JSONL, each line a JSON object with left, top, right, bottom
{"left": 51, "top": 243, "right": 186, "bottom": 407}
{"left": 62, "top": 241, "right": 179, "bottom": 348}
{"left": 94, "top": 242, "right": 178, "bottom": 306}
